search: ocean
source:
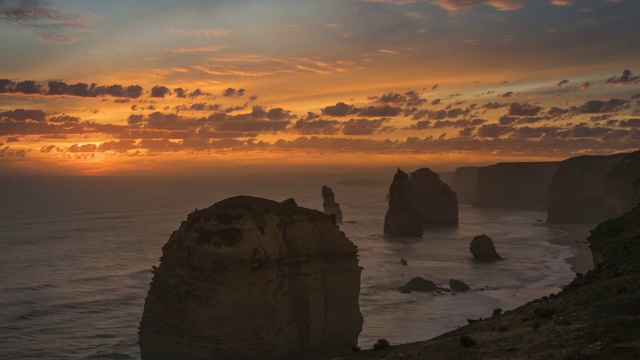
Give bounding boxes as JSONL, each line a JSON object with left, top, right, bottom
{"left": 0, "top": 174, "right": 576, "bottom": 359}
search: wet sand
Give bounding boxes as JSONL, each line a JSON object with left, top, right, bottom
{"left": 546, "top": 223, "right": 598, "bottom": 275}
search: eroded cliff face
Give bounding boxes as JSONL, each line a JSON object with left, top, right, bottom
{"left": 452, "top": 167, "right": 478, "bottom": 205}
{"left": 605, "top": 150, "right": 640, "bottom": 217}
{"left": 139, "top": 196, "right": 363, "bottom": 360}
{"left": 408, "top": 168, "right": 458, "bottom": 225}
{"left": 547, "top": 153, "right": 628, "bottom": 223}
{"left": 473, "top": 162, "right": 559, "bottom": 210}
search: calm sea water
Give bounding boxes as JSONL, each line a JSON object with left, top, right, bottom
{"left": 0, "top": 175, "right": 576, "bottom": 359}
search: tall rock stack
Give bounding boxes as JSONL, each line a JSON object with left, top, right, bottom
{"left": 384, "top": 169, "right": 423, "bottom": 237}
{"left": 408, "top": 168, "right": 458, "bottom": 225}
{"left": 139, "top": 196, "right": 363, "bottom": 360}
{"left": 321, "top": 186, "right": 343, "bottom": 222}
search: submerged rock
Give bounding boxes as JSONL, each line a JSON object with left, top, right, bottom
{"left": 470, "top": 234, "right": 503, "bottom": 261}
{"left": 400, "top": 277, "right": 440, "bottom": 293}
{"left": 384, "top": 169, "right": 423, "bottom": 237}
{"left": 322, "top": 185, "right": 343, "bottom": 222}
{"left": 139, "top": 196, "right": 363, "bottom": 360}
{"left": 449, "top": 279, "right": 470, "bottom": 292}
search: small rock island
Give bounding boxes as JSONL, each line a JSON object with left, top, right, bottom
{"left": 139, "top": 196, "right": 363, "bottom": 360}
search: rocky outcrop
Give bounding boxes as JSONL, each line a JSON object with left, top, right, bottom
{"left": 474, "top": 162, "right": 559, "bottom": 210}
{"left": 139, "top": 196, "right": 363, "bottom": 360}
{"left": 605, "top": 150, "right": 640, "bottom": 216}
{"left": 408, "top": 168, "right": 458, "bottom": 225}
{"left": 449, "top": 279, "right": 470, "bottom": 292}
{"left": 335, "top": 206, "right": 640, "bottom": 360}
{"left": 383, "top": 170, "right": 423, "bottom": 237}
{"left": 547, "top": 153, "right": 628, "bottom": 223}
{"left": 469, "top": 234, "right": 503, "bottom": 261}
{"left": 400, "top": 277, "right": 440, "bottom": 293}
{"left": 322, "top": 186, "right": 343, "bottom": 222}
{"left": 452, "top": 167, "right": 478, "bottom": 205}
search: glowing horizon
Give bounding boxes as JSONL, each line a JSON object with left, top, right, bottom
{"left": 2, "top": 0, "right": 640, "bottom": 175}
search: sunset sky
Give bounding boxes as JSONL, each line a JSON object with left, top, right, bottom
{"left": 1, "top": 0, "right": 639, "bottom": 175}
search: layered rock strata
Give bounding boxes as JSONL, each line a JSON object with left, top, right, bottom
{"left": 139, "top": 196, "right": 363, "bottom": 360}
{"left": 383, "top": 169, "right": 423, "bottom": 237}
{"left": 321, "top": 186, "right": 343, "bottom": 222}
{"left": 547, "top": 153, "right": 628, "bottom": 223}
{"left": 474, "top": 162, "right": 559, "bottom": 210}
{"left": 408, "top": 168, "right": 458, "bottom": 225}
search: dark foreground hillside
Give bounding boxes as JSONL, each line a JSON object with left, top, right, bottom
{"left": 331, "top": 206, "right": 640, "bottom": 360}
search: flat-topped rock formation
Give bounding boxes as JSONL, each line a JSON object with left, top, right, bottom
{"left": 547, "top": 153, "right": 628, "bottom": 223}
{"left": 321, "top": 186, "right": 343, "bottom": 222}
{"left": 408, "top": 168, "right": 458, "bottom": 225}
{"left": 139, "top": 196, "right": 363, "bottom": 360}
{"left": 473, "top": 162, "right": 559, "bottom": 210}
{"left": 606, "top": 150, "right": 640, "bottom": 217}
{"left": 384, "top": 169, "right": 423, "bottom": 237}
{"left": 452, "top": 167, "right": 479, "bottom": 205}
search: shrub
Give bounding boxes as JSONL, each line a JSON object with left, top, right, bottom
{"left": 460, "top": 335, "right": 476, "bottom": 348}
{"left": 534, "top": 307, "right": 556, "bottom": 319}
{"left": 373, "top": 338, "right": 390, "bottom": 351}
{"left": 492, "top": 308, "right": 503, "bottom": 317}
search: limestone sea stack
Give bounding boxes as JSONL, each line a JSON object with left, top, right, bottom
{"left": 469, "top": 234, "right": 503, "bottom": 261}
{"left": 383, "top": 169, "right": 423, "bottom": 237}
{"left": 321, "top": 185, "right": 343, "bottom": 222}
{"left": 408, "top": 168, "right": 458, "bottom": 225}
{"left": 139, "top": 196, "right": 363, "bottom": 360}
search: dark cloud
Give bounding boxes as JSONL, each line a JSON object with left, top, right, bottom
{"left": 431, "top": 119, "right": 487, "bottom": 129}
{"left": 114, "top": 98, "right": 130, "bottom": 104}
{"left": 139, "top": 139, "right": 182, "bottom": 152}
{"left": 292, "top": 117, "right": 341, "bottom": 135}
{"left": 98, "top": 140, "right": 137, "bottom": 152}
{"left": 6, "top": 136, "right": 19, "bottom": 142}
{"left": 555, "top": 79, "right": 570, "bottom": 88}
{"left": 618, "top": 119, "right": 640, "bottom": 128}
{"left": 511, "top": 126, "right": 561, "bottom": 139}
{"left": 508, "top": 103, "right": 543, "bottom": 116}
{"left": 575, "top": 98, "right": 629, "bottom": 113}
{"left": 46, "top": 81, "right": 144, "bottom": 98}
{"left": 222, "top": 88, "right": 245, "bottom": 97}
{"left": 408, "top": 120, "right": 431, "bottom": 130}
{"left": 548, "top": 107, "right": 570, "bottom": 118}
{"left": 372, "top": 91, "right": 426, "bottom": 107}
{"left": 431, "top": 99, "right": 441, "bottom": 105}
{"left": 477, "top": 123, "right": 512, "bottom": 138}
{"left": 497, "top": 91, "right": 517, "bottom": 99}
{"left": 606, "top": 70, "right": 640, "bottom": 86}
{"left": 481, "top": 102, "right": 508, "bottom": 111}
{"left": 174, "top": 87, "right": 187, "bottom": 98}
{"left": 48, "top": 115, "right": 80, "bottom": 123}
{"left": 358, "top": 105, "right": 402, "bottom": 117}
{"left": 151, "top": 85, "right": 171, "bottom": 98}
{"left": 321, "top": 102, "right": 358, "bottom": 117}
{"left": 15, "top": 80, "right": 40, "bottom": 94}
{"left": 0, "top": 109, "right": 47, "bottom": 122}
{"left": 67, "top": 143, "right": 98, "bottom": 153}
{"left": 341, "top": 118, "right": 391, "bottom": 135}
